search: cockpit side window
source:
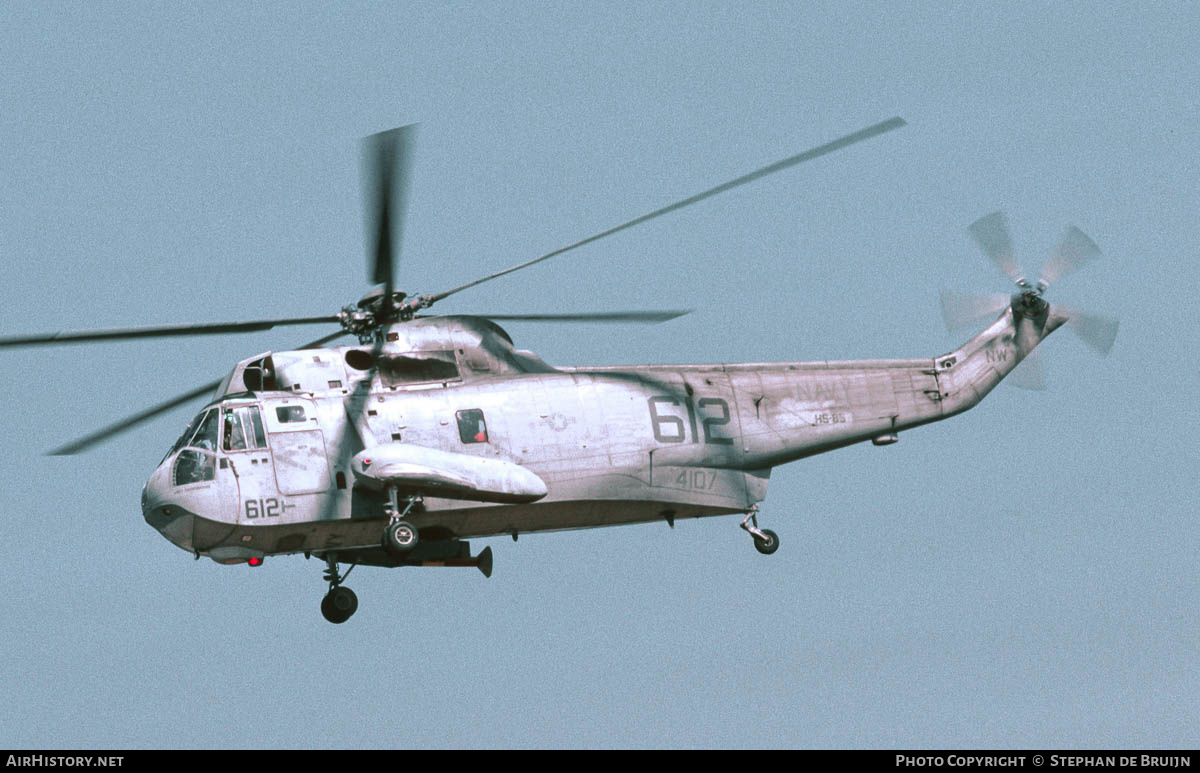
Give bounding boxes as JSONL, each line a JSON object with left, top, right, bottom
{"left": 225, "top": 410, "right": 246, "bottom": 451}
{"left": 173, "top": 449, "right": 215, "bottom": 486}
{"left": 223, "top": 405, "right": 268, "bottom": 451}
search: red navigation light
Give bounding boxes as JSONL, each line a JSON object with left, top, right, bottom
{"left": 248, "top": 556, "right": 263, "bottom": 567}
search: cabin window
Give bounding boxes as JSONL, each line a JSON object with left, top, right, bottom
{"left": 223, "top": 405, "right": 268, "bottom": 451}
{"left": 275, "top": 405, "right": 307, "bottom": 423}
{"left": 456, "top": 409, "right": 489, "bottom": 444}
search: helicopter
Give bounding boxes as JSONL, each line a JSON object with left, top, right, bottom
{"left": 0, "top": 118, "right": 1119, "bottom": 624}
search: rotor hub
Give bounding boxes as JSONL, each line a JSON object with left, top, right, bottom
{"left": 1012, "top": 288, "right": 1048, "bottom": 319}
{"left": 339, "top": 288, "right": 437, "bottom": 342}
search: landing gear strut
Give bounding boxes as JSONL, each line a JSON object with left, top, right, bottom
{"left": 382, "top": 487, "right": 422, "bottom": 555}
{"left": 740, "top": 506, "right": 779, "bottom": 555}
{"left": 320, "top": 556, "right": 358, "bottom": 624}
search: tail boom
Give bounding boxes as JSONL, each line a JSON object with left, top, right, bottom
{"left": 722, "top": 303, "right": 1067, "bottom": 470}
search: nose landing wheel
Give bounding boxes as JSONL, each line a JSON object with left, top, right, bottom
{"left": 320, "top": 556, "right": 358, "bottom": 624}
{"left": 321, "top": 586, "right": 358, "bottom": 624}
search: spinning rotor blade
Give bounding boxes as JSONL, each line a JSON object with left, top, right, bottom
{"left": 48, "top": 379, "right": 225, "bottom": 456}
{"left": 968, "top": 211, "right": 1024, "bottom": 285}
{"left": 363, "top": 124, "right": 418, "bottom": 300}
{"left": 1009, "top": 317, "right": 1047, "bottom": 391}
{"left": 47, "top": 330, "right": 347, "bottom": 455}
{"left": 423, "top": 117, "right": 906, "bottom": 306}
{"left": 1057, "top": 305, "right": 1120, "bottom": 356}
{"left": 1038, "top": 226, "right": 1100, "bottom": 289}
{"left": 939, "top": 290, "right": 1010, "bottom": 330}
{"left": 0, "top": 315, "right": 340, "bottom": 349}
{"left": 313, "top": 333, "right": 387, "bottom": 529}
{"left": 470, "top": 310, "right": 692, "bottom": 324}
{"left": 1008, "top": 347, "right": 1047, "bottom": 391}
{"left": 941, "top": 213, "right": 1118, "bottom": 391}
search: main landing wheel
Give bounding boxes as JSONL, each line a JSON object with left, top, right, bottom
{"left": 753, "top": 528, "right": 780, "bottom": 556}
{"left": 384, "top": 520, "right": 419, "bottom": 553}
{"left": 321, "top": 586, "right": 358, "bottom": 624}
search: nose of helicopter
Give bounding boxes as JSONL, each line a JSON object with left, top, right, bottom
{"left": 141, "top": 460, "right": 199, "bottom": 553}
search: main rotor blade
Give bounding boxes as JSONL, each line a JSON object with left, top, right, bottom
{"left": 1058, "top": 305, "right": 1119, "bottom": 356}
{"left": 47, "top": 329, "right": 347, "bottom": 455}
{"left": 313, "top": 333, "right": 386, "bottom": 529}
{"left": 0, "top": 315, "right": 340, "bottom": 349}
{"left": 363, "top": 124, "right": 418, "bottom": 303}
{"left": 1038, "top": 226, "right": 1100, "bottom": 289}
{"left": 424, "top": 117, "right": 906, "bottom": 306}
{"left": 48, "top": 379, "right": 224, "bottom": 456}
{"left": 939, "top": 290, "right": 1010, "bottom": 330}
{"left": 470, "top": 310, "right": 692, "bottom": 324}
{"left": 968, "top": 211, "right": 1024, "bottom": 285}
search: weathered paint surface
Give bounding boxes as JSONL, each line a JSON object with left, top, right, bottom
{"left": 142, "top": 309, "right": 1064, "bottom": 561}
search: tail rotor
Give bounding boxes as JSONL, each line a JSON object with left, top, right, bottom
{"left": 940, "top": 211, "right": 1119, "bottom": 388}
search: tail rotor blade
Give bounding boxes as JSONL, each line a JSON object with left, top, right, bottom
{"left": 939, "top": 290, "right": 1010, "bottom": 330}
{"left": 1008, "top": 346, "right": 1047, "bottom": 391}
{"left": 1058, "top": 305, "right": 1119, "bottom": 356}
{"left": 968, "top": 212, "right": 1024, "bottom": 285}
{"left": 1007, "top": 316, "right": 1047, "bottom": 390}
{"left": 1038, "top": 226, "right": 1100, "bottom": 289}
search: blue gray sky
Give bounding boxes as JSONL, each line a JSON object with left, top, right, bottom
{"left": 1, "top": 1, "right": 1197, "bottom": 749}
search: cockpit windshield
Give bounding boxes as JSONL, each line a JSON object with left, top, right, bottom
{"left": 165, "top": 403, "right": 269, "bottom": 462}
{"left": 162, "top": 408, "right": 219, "bottom": 486}
{"left": 164, "top": 409, "right": 209, "bottom": 464}
{"left": 190, "top": 410, "right": 219, "bottom": 451}
{"left": 163, "top": 405, "right": 239, "bottom": 486}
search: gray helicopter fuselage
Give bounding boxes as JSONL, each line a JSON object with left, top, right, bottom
{"left": 141, "top": 309, "right": 1064, "bottom": 564}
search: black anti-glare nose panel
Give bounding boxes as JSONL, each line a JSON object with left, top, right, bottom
{"left": 145, "top": 505, "right": 183, "bottom": 530}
